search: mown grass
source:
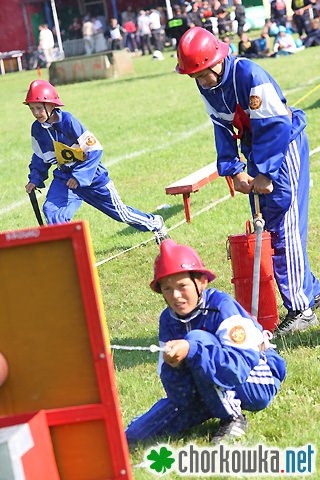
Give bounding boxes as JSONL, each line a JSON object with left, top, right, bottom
{"left": 0, "top": 45, "right": 319, "bottom": 479}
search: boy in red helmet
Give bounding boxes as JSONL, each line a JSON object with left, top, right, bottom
{"left": 126, "top": 239, "right": 286, "bottom": 444}
{"left": 23, "top": 80, "right": 168, "bottom": 244}
{"left": 175, "top": 27, "right": 320, "bottom": 335}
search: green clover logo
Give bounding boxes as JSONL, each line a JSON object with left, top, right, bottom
{"left": 147, "top": 446, "right": 175, "bottom": 474}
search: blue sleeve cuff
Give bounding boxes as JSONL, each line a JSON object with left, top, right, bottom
{"left": 186, "top": 340, "right": 198, "bottom": 361}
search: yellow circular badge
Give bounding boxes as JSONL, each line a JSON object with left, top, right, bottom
{"left": 249, "top": 95, "right": 262, "bottom": 110}
{"left": 229, "top": 326, "right": 246, "bottom": 344}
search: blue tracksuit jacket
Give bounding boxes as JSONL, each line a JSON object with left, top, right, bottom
{"left": 197, "top": 55, "right": 320, "bottom": 312}
{"left": 29, "top": 109, "right": 109, "bottom": 189}
{"left": 28, "top": 110, "right": 160, "bottom": 231}
{"left": 126, "top": 288, "right": 286, "bottom": 444}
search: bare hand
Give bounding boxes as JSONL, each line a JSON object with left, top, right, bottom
{"left": 66, "top": 178, "right": 79, "bottom": 189}
{"left": 163, "top": 339, "right": 190, "bottom": 368}
{"left": 251, "top": 174, "right": 273, "bottom": 194}
{"left": 25, "top": 182, "right": 36, "bottom": 194}
{"left": 232, "top": 171, "right": 254, "bottom": 194}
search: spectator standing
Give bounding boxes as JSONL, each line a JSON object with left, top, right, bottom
{"left": 234, "top": 0, "right": 246, "bottom": 36}
{"left": 270, "top": 0, "right": 287, "bottom": 28}
{"left": 201, "top": 1, "right": 218, "bottom": 35}
{"left": 82, "top": 15, "right": 94, "bottom": 55}
{"left": 137, "top": 10, "right": 153, "bottom": 55}
{"left": 38, "top": 24, "right": 55, "bottom": 68}
{"left": 52, "top": 19, "right": 67, "bottom": 44}
{"left": 165, "top": 5, "right": 190, "bottom": 48}
{"left": 201, "top": 0, "right": 213, "bottom": 19}
{"left": 217, "top": 0, "right": 234, "bottom": 36}
{"left": 187, "top": 1, "right": 204, "bottom": 27}
{"left": 108, "top": 18, "right": 123, "bottom": 50}
{"left": 68, "top": 17, "right": 83, "bottom": 40}
{"left": 92, "top": 16, "right": 107, "bottom": 52}
{"left": 122, "top": 6, "right": 138, "bottom": 52}
{"left": 149, "top": 7, "right": 164, "bottom": 57}
{"left": 313, "top": 0, "right": 320, "bottom": 18}
{"left": 212, "top": 0, "right": 222, "bottom": 17}
{"left": 291, "top": 0, "right": 313, "bottom": 36}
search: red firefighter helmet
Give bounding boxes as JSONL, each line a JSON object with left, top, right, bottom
{"left": 150, "top": 239, "right": 215, "bottom": 293}
{"left": 176, "top": 27, "right": 229, "bottom": 75}
{"left": 23, "top": 80, "right": 64, "bottom": 106}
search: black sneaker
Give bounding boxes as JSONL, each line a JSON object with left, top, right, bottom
{"left": 211, "top": 414, "right": 248, "bottom": 444}
{"left": 154, "top": 215, "right": 169, "bottom": 245}
{"left": 275, "top": 310, "right": 319, "bottom": 336}
{"left": 313, "top": 295, "right": 320, "bottom": 310}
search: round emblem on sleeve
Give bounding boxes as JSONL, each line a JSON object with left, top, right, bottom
{"left": 86, "top": 136, "right": 96, "bottom": 146}
{"left": 229, "top": 326, "right": 246, "bottom": 344}
{"left": 249, "top": 95, "right": 262, "bottom": 110}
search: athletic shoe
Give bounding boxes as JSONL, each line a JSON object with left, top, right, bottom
{"left": 211, "top": 414, "right": 248, "bottom": 444}
{"left": 313, "top": 294, "right": 320, "bottom": 310}
{"left": 153, "top": 216, "right": 169, "bottom": 245}
{"left": 275, "top": 310, "right": 319, "bottom": 336}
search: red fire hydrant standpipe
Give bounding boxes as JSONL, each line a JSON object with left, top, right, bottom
{"left": 227, "top": 196, "right": 279, "bottom": 332}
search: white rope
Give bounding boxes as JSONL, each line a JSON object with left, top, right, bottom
{"left": 310, "top": 146, "right": 320, "bottom": 156}
{"left": 94, "top": 193, "right": 233, "bottom": 267}
{"left": 0, "top": 146, "right": 318, "bottom": 218}
{"left": 110, "top": 344, "right": 168, "bottom": 353}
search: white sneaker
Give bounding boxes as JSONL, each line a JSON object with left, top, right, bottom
{"left": 153, "top": 215, "right": 169, "bottom": 245}
{"left": 275, "top": 310, "right": 319, "bottom": 336}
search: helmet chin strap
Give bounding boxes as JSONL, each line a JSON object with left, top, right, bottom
{"left": 179, "top": 273, "right": 220, "bottom": 319}
{"left": 209, "top": 61, "right": 225, "bottom": 88}
{"left": 190, "top": 272, "right": 201, "bottom": 299}
{"left": 43, "top": 103, "right": 56, "bottom": 123}
{"left": 174, "top": 273, "right": 203, "bottom": 320}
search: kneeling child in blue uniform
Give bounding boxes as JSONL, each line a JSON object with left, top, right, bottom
{"left": 126, "top": 239, "right": 286, "bottom": 444}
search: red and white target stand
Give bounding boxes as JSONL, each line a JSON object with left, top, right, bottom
{"left": 227, "top": 217, "right": 279, "bottom": 333}
{"left": 0, "top": 221, "right": 132, "bottom": 480}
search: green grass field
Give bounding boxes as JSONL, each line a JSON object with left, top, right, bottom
{"left": 1, "top": 46, "right": 320, "bottom": 479}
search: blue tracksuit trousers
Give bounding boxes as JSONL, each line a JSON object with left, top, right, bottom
{"left": 126, "top": 331, "right": 281, "bottom": 444}
{"left": 252, "top": 132, "right": 320, "bottom": 312}
{"left": 43, "top": 178, "right": 160, "bottom": 232}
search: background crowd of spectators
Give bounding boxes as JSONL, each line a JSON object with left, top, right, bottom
{"left": 25, "top": 0, "right": 320, "bottom": 69}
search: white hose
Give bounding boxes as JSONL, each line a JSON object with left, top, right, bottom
{"left": 251, "top": 217, "right": 264, "bottom": 319}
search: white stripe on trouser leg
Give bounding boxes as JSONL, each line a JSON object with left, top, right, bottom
{"left": 107, "top": 181, "right": 157, "bottom": 231}
{"left": 215, "top": 388, "right": 242, "bottom": 417}
{"left": 107, "top": 181, "right": 145, "bottom": 224}
{"left": 285, "top": 142, "right": 300, "bottom": 310}
{"left": 284, "top": 141, "right": 309, "bottom": 310}
{"left": 290, "top": 141, "right": 309, "bottom": 308}
{"left": 287, "top": 142, "right": 305, "bottom": 309}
